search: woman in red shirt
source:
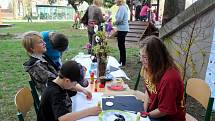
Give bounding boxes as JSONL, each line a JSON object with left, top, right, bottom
{"left": 140, "top": 36, "right": 186, "bottom": 121}
{"left": 140, "top": 2, "right": 149, "bottom": 21}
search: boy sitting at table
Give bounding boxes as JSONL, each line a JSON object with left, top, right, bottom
{"left": 37, "top": 60, "right": 101, "bottom": 121}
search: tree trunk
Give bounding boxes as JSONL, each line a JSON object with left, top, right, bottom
{"left": 162, "top": 0, "right": 185, "bottom": 25}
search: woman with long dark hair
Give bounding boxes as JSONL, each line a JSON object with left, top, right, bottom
{"left": 139, "top": 36, "right": 185, "bottom": 121}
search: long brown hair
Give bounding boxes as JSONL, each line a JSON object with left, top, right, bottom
{"left": 140, "top": 36, "right": 177, "bottom": 83}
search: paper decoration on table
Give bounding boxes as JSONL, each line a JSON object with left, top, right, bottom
{"left": 105, "top": 101, "right": 114, "bottom": 107}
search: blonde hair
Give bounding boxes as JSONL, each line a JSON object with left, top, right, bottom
{"left": 120, "top": 0, "right": 126, "bottom": 4}
{"left": 116, "top": 0, "right": 125, "bottom": 5}
{"left": 22, "top": 31, "right": 42, "bottom": 54}
{"left": 93, "top": 0, "right": 103, "bottom": 7}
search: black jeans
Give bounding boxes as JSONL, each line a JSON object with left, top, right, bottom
{"left": 117, "top": 31, "right": 128, "bottom": 66}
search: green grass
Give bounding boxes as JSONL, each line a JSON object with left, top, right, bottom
{"left": 0, "top": 22, "right": 140, "bottom": 121}
{"left": 0, "top": 22, "right": 73, "bottom": 34}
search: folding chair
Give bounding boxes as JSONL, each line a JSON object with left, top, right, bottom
{"left": 185, "top": 78, "right": 214, "bottom": 121}
{"left": 28, "top": 80, "right": 40, "bottom": 114}
{"left": 14, "top": 87, "right": 34, "bottom": 121}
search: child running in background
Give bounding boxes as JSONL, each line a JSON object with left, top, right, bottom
{"left": 79, "top": 10, "right": 86, "bottom": 30}
{"left": 105, "top": 18, "right": 113, "bottom": 37}
{"left": 72, "top": 11, "right": 80, "bottom": 29}
{"left": 150, "top": 9, "right": 157, "bottom": 24}
{"left": 105, "top": 11, "right": 113, "bottom": 37}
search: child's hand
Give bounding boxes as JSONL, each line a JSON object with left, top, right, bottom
{"left": 88, "top": 106, "right": 102, "bottom": 116}
{"left": 86, "top": 94, "right": 92, "bottom": 100}
{"left": 83, "top": 89, "right": 92, "bottom": 100}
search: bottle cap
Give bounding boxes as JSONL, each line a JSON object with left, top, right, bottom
{"left": 90, "top": 72, "right": 94, "bottom": 76}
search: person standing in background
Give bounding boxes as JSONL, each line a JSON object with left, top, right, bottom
{"left": 27, "top": 12, "right": 33, "bottom": 23}
{"left": 87, "top": 0, "right": 104, "bottom": 54}
{"left": 140, "top": 2, "right": 149, "bottom": 21}
{"left": 115, "top": 0, "right": 129, "bottom": 66}
{"left": 105, "top": 11, "right": 113, "bottom": 37}
{"left": 72, "top": 11, "right": 80, "bottom": 29}
{"left": 133, "top": 0, "right": 142, "bottom": 21}
{"left": 151, "top": 9, "right": 157, "bottom": 24}
{"left": 79, "top": 10, "right": 86, "bottom": 29}
{"left": 26, "top": 7, "right": 33, "bottom": 23}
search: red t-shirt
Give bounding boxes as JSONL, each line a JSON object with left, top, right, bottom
{"left": 140, "top": 5, "right": 149, "bottom": 16}
{"left": 145, "top": 67, "right": 185, "bottom": 121}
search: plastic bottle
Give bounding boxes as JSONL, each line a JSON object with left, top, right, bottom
{"left": 94, "top": 79, "right": 98, "bottom": 92}
{"left": 90, "top": 72, "right": 94, "bottom": 84}
{"left": 91, "top": 62, "right": 97, "bottom": 76}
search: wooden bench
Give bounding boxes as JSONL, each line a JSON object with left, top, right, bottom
{"left": 126, "top": 21, "right": 158, "bottom": 42}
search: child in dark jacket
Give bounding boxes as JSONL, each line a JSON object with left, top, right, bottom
{"left": 37, "top": 61, "right": 101, "bottom": 121}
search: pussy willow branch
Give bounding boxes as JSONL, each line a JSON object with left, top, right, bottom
{"left": 182, "top": 21, "right": 197, "bottom": 81}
